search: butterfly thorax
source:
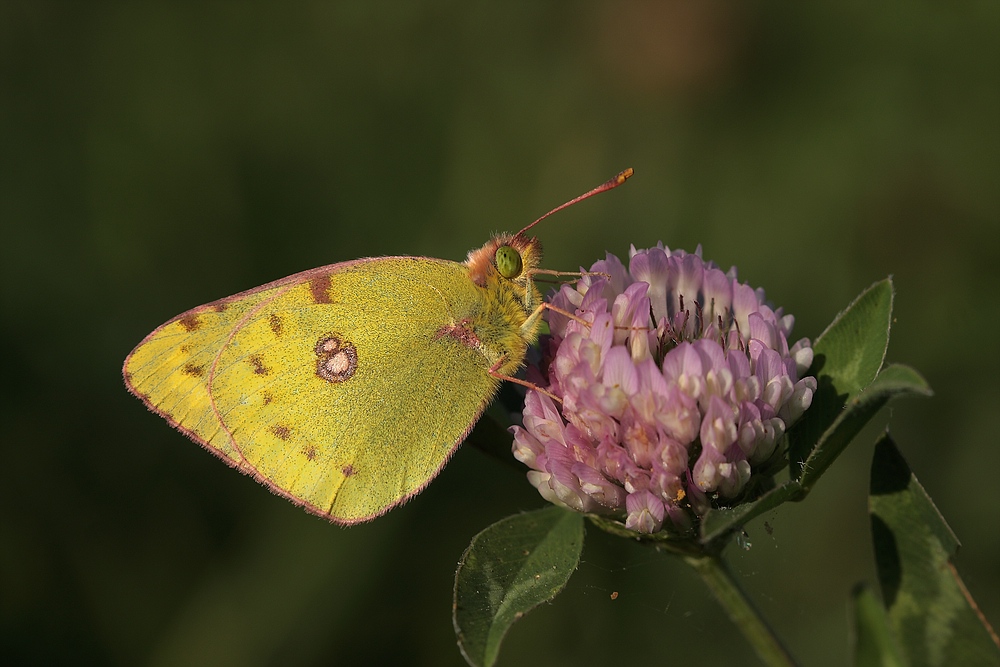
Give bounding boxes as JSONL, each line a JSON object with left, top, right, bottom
{"left": 463, "top": 232, "right": 544, "bottom": 376}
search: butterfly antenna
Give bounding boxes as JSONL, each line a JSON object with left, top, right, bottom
{"left": 516, "top": 168, "right": 634, "bottom": 237}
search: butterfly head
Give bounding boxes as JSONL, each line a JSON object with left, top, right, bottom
{"left": 465, "top": 232, "right": 542, "bottom": 309}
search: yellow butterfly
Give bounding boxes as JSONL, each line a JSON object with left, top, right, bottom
{"left": 123, "top": 169, "right": 632, "bottom": 524}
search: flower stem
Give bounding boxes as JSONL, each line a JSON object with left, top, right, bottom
{"left": 684, "top": 553, "right": 798, "bottom": 667}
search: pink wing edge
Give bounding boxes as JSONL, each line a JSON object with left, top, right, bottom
{"left": 122, "top": 254, "right": 491, "bottom": 525}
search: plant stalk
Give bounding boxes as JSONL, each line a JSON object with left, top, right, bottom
{"left": 684, "top": 553, "right": 798, "bottom": 667}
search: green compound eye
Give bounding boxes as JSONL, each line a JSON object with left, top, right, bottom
{"left": 494, "top": 245, "right": 523, "bottom": 279}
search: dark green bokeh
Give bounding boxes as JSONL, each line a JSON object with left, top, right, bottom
{"left": 2, "top": 3, "right": 997, "bottom": 665}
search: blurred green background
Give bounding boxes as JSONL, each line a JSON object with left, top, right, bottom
{"left": 3, "top": 3, "right": 998, "bottom": 665}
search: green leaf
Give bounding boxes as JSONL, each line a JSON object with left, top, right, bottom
{"left": 813, "top": 277, "right": 893, "bottom": 398}
{"left": 852, "top": 583, "right": 907, "bottom": 667}
{"left": 869, "top": 433, "right": 1000, "bottom": 666}
{"left": 789, "top": 278, "right": 894, "bottom": 471}
{"left": 453, "top": 507, "right": 585, "bottom": 667}
{"left": 797, "top": 364, "right": 931, "bottom": 490}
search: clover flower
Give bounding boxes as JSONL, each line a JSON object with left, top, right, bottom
{"left": 512, "top": 245, "right": 816, "bottom": 534}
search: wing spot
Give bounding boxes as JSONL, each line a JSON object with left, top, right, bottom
{"left": 262, "top": 391, "right": 274, "bottom": 406}
{"left": 269, "top": 314, "right": 284, "bottom": 337}
{"left": 179, "top": 314, "right": 201, "bottom": 331}
{"left": 247, "top": 354, "right": 271, "bottom": 376}
{"left": 304, "top": 444, "right": 318, "bottom": 461}
{"left": 182, "top": 363, "right": 205, "bottom": 377}
{"left": 315, "top": 334, "right": 358, "bottom": 383}
{"left": 213, "top": 303, "right": 227, "bottom": 312}
{"left": 436, "top": 319, "right": 481, "bottom": 350}
{"left": 270, "top": 424, "right": 291, "bottom": 440}
{"left": 342, "top": 464, "right": 355, "bottom": 477}
{"left": 309, "top": 274, "right": 333, "bottom": 304}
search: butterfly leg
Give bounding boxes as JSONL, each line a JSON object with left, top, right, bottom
{"left": 486, "top": 357, "right": 562, "bottom": 403}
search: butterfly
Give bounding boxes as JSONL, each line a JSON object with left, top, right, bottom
{"left": 123, "top": 169, "right": 632, "bottom": 524}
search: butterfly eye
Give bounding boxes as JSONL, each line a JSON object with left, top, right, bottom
{"left": 494, "top": 245, "right": 523, "bottom": 279}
